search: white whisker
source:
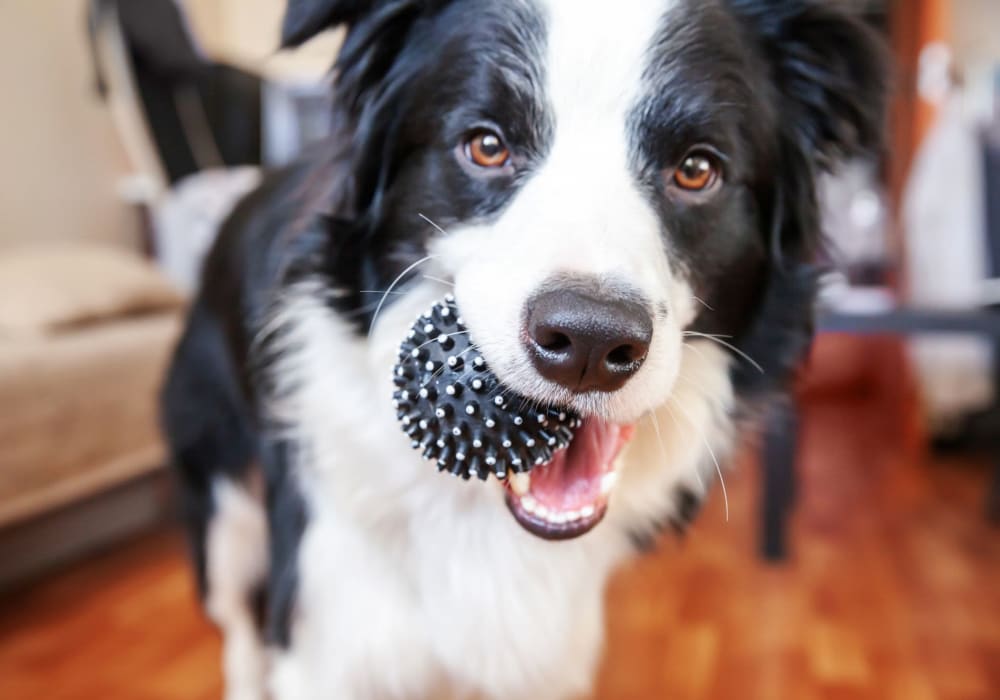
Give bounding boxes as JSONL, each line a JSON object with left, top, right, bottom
{"left": 418, "top": 213, "right": 450, "bottom": 237}
{"left": 369, "top": 254, "right": 438, "bottom": 338}
{"left": 691, "top": 295, "right": 714, "bottom": 311}
{"left": 668, "top": 395, "right": 729, "bottom": 522}
{"left": 413, "top": 330, "right": 472, "bottom": 352}
{"left": 422, "top": 275, "right": 455, "bottom": 288}
{"left": 680, "top": 341, "right": 711, "bottom": 364}
{"left": 658, "top": 402, "right": 706, "bottom": 491}
{"left": 683, "top": 332, "right": 764, "bottom": 374}
{"left": 423, "top": 344, "right": 477, "bottom": 387}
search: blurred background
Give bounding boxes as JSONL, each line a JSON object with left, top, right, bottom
{"left": 0, "top": 1, "right": 998, "bottom": 698}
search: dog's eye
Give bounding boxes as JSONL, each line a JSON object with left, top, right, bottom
{"left": 465, "top": 130, "right": 510, "bottom": 169}
{"left": 671, "top": 151, "right": 721, "bottom": 192}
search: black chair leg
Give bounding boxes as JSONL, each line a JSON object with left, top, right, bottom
{"left": 987, "top": 456, "right": 1000, "bottom": 524}
{"left": 990, "top": 345, "right": 1000, "bottom": 524}
{"left": 761, "top": 401, "right": 799, "bottom": 561}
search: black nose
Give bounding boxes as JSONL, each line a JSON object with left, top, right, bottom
{"left": 525, "top": 289, "right": 653, "bottom": 393}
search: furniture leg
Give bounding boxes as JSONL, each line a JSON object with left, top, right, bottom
{"left": 761, "top": 401, "right": 799, "bottom": 561}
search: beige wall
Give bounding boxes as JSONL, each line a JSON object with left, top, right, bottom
{"left": 186, "top": 0, "right": 282, "bottom": 64}
{"left": 0, "top": 0, "right": 140, "bottom": 250}
{"left": 185, "top": 0, "right": 224, "bottom": 54}
{"left": 187, "top": 0, "right": 341, "bottom": 78}
{"left": 952, "top": 0, "right": 1000, "bottom": 70}
{"left": 217, "top": 0, "right": 286, "bottom": 63}
{"left": 951, "top": 0, "right": 1000, "bottom": 118}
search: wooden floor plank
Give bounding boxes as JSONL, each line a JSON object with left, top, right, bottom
{"left": 1, "top": 396, "right": 997, "bottom": 699}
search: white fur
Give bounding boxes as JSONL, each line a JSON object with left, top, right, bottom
{"left": 206, "top": 478, "right": 269, "bottom": 700}
{"left": 234, "top": 2, "right": 741, "bottom": 699}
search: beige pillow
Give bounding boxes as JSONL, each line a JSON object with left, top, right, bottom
{"left": 0, "top": 244, "right": 186, "bottom": 337}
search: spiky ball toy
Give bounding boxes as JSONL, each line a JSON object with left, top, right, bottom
{"left": 393, "top": 295, "right": 581, "bottom": 481}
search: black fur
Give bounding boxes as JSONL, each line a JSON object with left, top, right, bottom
{"left": 161, "top": 168, "right": 319, "bottom": 607}
{"left": 161, "top": 302, "right": 257, "bottom": 596}
{"left": 282, "top": 0, "right": 373, "bottom": 46}
{"left": 261, "top": 439, "right": 308, "bottom": 648}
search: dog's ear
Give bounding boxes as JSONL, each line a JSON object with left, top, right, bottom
{"left": 732, "top": 0, "right": 888, "bottom": 165}
{"left": 282, "top": 0, "right": 371, "bottom": 46}
{"left": 732, "top": 1, "right": 888, "bottom": 262}
{"left": 727, "top": 3, "right": 888, "bottom": 394}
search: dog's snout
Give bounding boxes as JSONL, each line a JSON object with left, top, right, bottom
{"left": 525, "top": 289, "right": 653, "bottom": 393}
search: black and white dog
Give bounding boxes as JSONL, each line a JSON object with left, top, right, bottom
{"left": 161, "top": 1, "right": 885, "bottom": 698}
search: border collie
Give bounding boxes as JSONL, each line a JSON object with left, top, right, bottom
{"left": 161, "top": 1, "right": 885, "bottom": 698}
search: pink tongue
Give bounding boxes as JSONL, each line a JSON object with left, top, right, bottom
{"left": 528, "top": 420, "right": 633, "bottom": 511}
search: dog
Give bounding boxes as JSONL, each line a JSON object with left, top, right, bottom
{"left": 161, "top": 1, "right": 886, "bottom": 698}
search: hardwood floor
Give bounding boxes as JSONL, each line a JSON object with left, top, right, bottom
{"left": 1, "top": 396, "right": 998, "bottom": 700}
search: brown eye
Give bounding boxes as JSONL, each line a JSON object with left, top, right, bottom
{"left": 673, "top": 152, "right": 721, "bottom": 192}
{"left": 465, "top": 131, "right": 510, "bottom": 168}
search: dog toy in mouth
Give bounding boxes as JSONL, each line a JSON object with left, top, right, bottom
{"left": 393, "top": 295, "right": 581, "bottom": 481}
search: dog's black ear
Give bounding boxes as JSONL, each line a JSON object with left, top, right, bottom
{"left": 726, "top": 3, "right": 887, "bottom": 394}
{"left": 282, "top": 0, "right": 370, "bottom": 46}
{"left": 732, "top": 0, "right": 888, "bottom": 165}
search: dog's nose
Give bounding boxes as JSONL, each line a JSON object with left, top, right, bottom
{"left": 525, "top": 289, "right": 653, "bottom": 393}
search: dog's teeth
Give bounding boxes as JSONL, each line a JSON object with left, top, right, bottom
{"left": 535, "top": 504, "right": 550, "bottom": 519}
{"left": 521, "top": 495, "right": 538, "bottom": 514}
{"left": 510, "top": 472, "right": 531, "bottom": 496}
{"left": 581, "top": 504, "right": 596, "bottom": 519}
{"left": 551, "top": 512, "right": 568, "bottom": 525}
{"left": 600, "top": 472, "right": 618, "bottom": 496}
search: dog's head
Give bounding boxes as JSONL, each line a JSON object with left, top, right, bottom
{"left": 283, "top": 0, "right": 885, "bottom": 539}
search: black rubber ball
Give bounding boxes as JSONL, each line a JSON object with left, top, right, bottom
{"left": 392, "top": 295, "right": 581, "bottom": 481}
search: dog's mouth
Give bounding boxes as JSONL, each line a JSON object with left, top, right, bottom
{"left": 503, "top": 419, "right": 634, "bottom": 540}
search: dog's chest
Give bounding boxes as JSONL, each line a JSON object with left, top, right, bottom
{"left": 289, "top": 463, "right": 631, "bottom": 700}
